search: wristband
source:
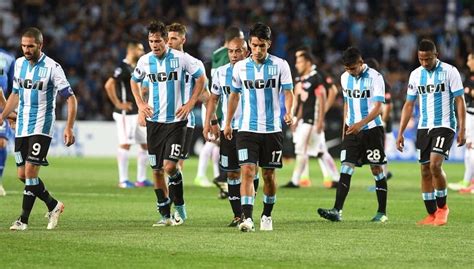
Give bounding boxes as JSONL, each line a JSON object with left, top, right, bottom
{"left": 211, "top": 119, "right": 219, "bottom": 126}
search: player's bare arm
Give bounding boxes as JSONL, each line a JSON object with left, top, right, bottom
{"left": 284, "top": 89, "right": 294, "bottom": 126}
{"left": 396, "top": 100, "right": 415, "bottom": 152}
{"left": 104, "top": 77, "right": 132, "bottom": 111}
{"left": 0, "top": 92, "right": 19, "bottom": 126}
{"left": 316, "top": 85, "right": 327, "bottom": 133}
{"left": 224, "top": 91, "right": 240, "bottom": 140}
{"left": 325, "top": 84, "right": 338, "bottom": 114}
{"left": 203, "top": 93, "right": 220, "bottom": 141}
{"left": 346, "top": 101, "right": 382, "bottom": 135}
{"left": 64, "top": 94, "right": 77, "bottom": 147}
{"left": 455, "top": 95, "right": 467, "bottom": 146}
{"left": 176, "top": 73, "right": 205, "bottom": 119}
{"left": 130, "top": 79, "right": 153, "bottom": 118}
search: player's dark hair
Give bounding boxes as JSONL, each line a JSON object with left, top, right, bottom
{"left": 365, "top": 58, "right": 380, "bottom": 70}
{"left": 342, "top": 47, "right": 362, "bottom": 66}
{"left": 127, "top": 40, "right": 142, "bottom": 48}
{"left": 167, "top": 23, "right": 187, "bottom": 36}
{"left": 249, "top": 22, "right": 271, "bottom": 41}
{"left": 225, "top": 26, "right": 243, "bottom": 42}
{"left": 147, "top": 20, "right": 167, "bottom": 37}
{"left": 297, "top": 51, "right": 315, "bottom": 64}
{"left": 295, "top": 45, "right": 311, "bottom": 54}
{"left": 22, "top": 27, "right": 43, "bottom": 44}
{"left": 418, "top": 39, "right": 437, "bottom": 52}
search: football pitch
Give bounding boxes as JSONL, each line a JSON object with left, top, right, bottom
{"left": 0, "top": 156, "right": 472, "bottom": 268}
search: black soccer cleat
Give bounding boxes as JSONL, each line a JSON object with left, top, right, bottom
{"left": 282, "top": 181, "right": 299, "bottom": 188}
{"left": 228, "top": 217, "right": 241, "bottom": 227}
{"left": 317, "top": 208, "right": 342, "bottom": 222}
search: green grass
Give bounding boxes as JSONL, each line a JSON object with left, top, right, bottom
{"left": 0, "top": 156, "right": 472, "bottom": 268}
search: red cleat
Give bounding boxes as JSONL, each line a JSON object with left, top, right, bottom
{"left": 433, "top": 206, "right": 449, "bottom": 226}
{"left": 416, "top": 214, "right": 436, "bottom": 225}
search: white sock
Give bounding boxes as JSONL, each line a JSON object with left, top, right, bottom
{"left": 291, "top": 154, "right": 308, "bottom": 185}
{"left": 117, "top": 148, "right": 129, "bottom": 183}
{"left": 322, "top": 151, "right": 339, "bottom": 181}
{"left": 464, "top": 148, "right": 474, "bottom": 184}
{"left": 137, "top": 148, "right": 148, "bottom": 182}
{"left": 211, "top": 144, "right": 220, "bottom": 178}
{"left": 196, "top": 141, "right": 214, "bottom": 178}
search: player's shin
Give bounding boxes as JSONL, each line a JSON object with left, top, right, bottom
{"left": 227, "top": 177, "right": 242, "bottom": 218}
{"left": 373, "top": 172, "right": 387, "bottom": 214}
{"left": 333, "top": 164, "right": 354, "bottom": 211}
{"left": 168, "top": 170, "right": 184, "bottom": 206}
{"left": 20, "top": 178, "right": 39, "bottom": 224}
{"left": 35, "top": 178, "right": 58, "bottom": 211}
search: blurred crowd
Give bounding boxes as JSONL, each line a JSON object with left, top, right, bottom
{"left": 1, "top": 0, "right": 473, "bottom": 122}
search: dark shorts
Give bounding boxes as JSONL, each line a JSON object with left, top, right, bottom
{"left": 236, "top": 131, "right": 283, "bottom": 169}
{"left": 340, "top": 126, "right": 386, "bottom": 167}
{"left": 146, "top": 120, "right": 187, "bottom": 170}
{"left": 220, "top": 130, "right": 239, "bottom": 171}
{"left": 416, "top": 128, "right": 455, "bottom": 163}
{"left": 179, "top": 127, "right": 194, "bottom": 160}
{"left": 14, "top": 135, "right": 52, "bottom": 166}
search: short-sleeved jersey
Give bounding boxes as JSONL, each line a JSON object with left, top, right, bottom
{"left": 183, "top": 54, "right": 206, "bottom": 128}
{"left": 132, "top": 48, "right": 203, "bottom": 124}
{"left": 299, "top": 69, "right": 325, "bottom": 124}
{"left": 407, "top": 60, "right": 464, "bottom": 130}
{"left": 464, "top": 72, "right": 474, "bottom": 115}
{"left": 112, "top": 59, "right": 138, "bottom": 115}
{"left": 231, "top": 54, "right": 293, "bottom": 133}
{"left": 341, "top": 64, "right": 385, "bottom": 130}
{"left": 12, "top": 53, "right": 74, "bottom": 137}
{"left": 0, "top": 49, "right": 15, "bottom": 94}
{"left": 211, "top": 63, "right": 242, "bottom": 130}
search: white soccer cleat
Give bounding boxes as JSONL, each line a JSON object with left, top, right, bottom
{"left": 260, "top": 215, "right": 273, "bottom": 231}
{"left": 0, "top": 185, "right": 5, "bottom": 196}
{"left": 448, "top": 181, "right": 469, "bottom": 191}
{"left": 152, "top": 217, "right": 173, "bottom": 227}
{"left": 46, "top": 201, "right": 65, "bottom": 230}
{"left": 238, "top": 218, "right": 255, "bottom": 232}
{"left": 172, "top": 211, "right": 184, "bottom": 226}
{"left": 10, "top": 220, "right": 27, "bottom": 231}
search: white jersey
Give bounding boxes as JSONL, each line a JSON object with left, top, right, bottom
{"left": 211, "top": 63, "right": 242, "bottom": 131}
{"left": 132, "top": 48, "right": 203, "bottom": 123}
{"left": 407, "top": 60, "right": 464, "bottom": 130}
{"left": 12, "top": 53, "right": 73, "bottom": 137}
{"left": 183, "top": 53, "right": 206, "bottom": 128}
{"left": 231, "top": 54, "right": 293, "bottom": 133}
{"left": 340, "top": 64, "right": 385, "bottom": 130}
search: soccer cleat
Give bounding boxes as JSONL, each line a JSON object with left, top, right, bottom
{"left": 299, "top": 177, "right": 312, "bottom": 187}
{"left": 323, "top": 180, "right": 338, "bottom": 189}
{"left": 174, "top": 204, "right": 187, "bottom": 221}
{"left": 172, "top": 211, "right": 184, "bottom": 226}
{"left": 448, "top": 180, "right": 469, "bottom": 191}
{"left": 238, "top": 218, "right": 255, "bottom": 232}
{"left": 135, "top": 179, "right": 153, "bottom": 187}
{"left": 433, "top": 206, "right": 449, "bottom": 226}
{"left": 317, "top": 208, "right": 342, "bottom": 222}
{"left": 10, "top": 220, "right": 28, "bottom": 231}
{"left": 459, "top": 184, "right": 474, "bottom": 194}
{"left": 416, "top": 214, "right": 436, "bottom": 225}
{"left": 118, "top": 180, "right": 135, "bottom": 189}
{"left": 213, "top": 177, "right": 229, "bottom": 199}
{"left": 0, "top": 185, "right": 5, "bottom": 196}
{"left": 260, "top": 215, "right": 273, "bottom": 231}
{"left": 46, "top": 201, "right": 65, "bottom": 230}
{"left": 282, "top": 181, "right": 299, "bottom": 188}
{"left": 152, "top": 217, "right": 173, "bottom": 227}
{"left": 228, "top": 217, "right": 241, "bottom": 227}
{"left": 194, "top": 176, "right": 213, "bottom": 187}
{"left": 386, "top": 171, "right": 393, "bottom": 180}
{"left": 371, "top": 212, "right": 388, "bottom": 223}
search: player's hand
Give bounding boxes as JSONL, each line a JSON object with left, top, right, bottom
{"left": 176, "top": 103, "right": 192, "bottom": 120}
{"left": 203, "top": 124, "right": 212, "bottom": 141}
{"left": 138, "top": 103, "right": 153, "bottom": 118}
{"left": 223, "top": 124, "right": 232, "bottom": 140}
{"left": 346, "top": 121, "right": 363, "bottom": 135}
{"left": 315, "top": 121, "right": 324, "bottom": 134}
{"left": 210, "top": 123, "right": 220, "bottom": 141}
{"left": 138, "top": 111, "right": 146, "bottom": 127}
{"left": 457, "top": 128, "right": 466, "bottom": 147}
{"left": 396, "top": 134, "right": 404, "bottom": 152}
{"left": 116, "top": 102, "right": 133, "bottom": 111}
{"left": 64, "top": 127, "right": 75, "bottom": 147}
{"left": 284, "top": 113, "right": 293, "bottom": 126}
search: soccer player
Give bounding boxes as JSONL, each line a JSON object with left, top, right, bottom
{"left": 0, "top": 47, "right": 15, "bottom": 196}
{"left": 318, "top": 47, "right": 389, "bottom": 223}
{"left": 165, "top": 22, "right": 215, "bottom": 188}
{"left": 284, "top": 46, "right": 339, "bottom": 188}
{"left": 130, "top": 21, "right": 205, "bottom": 226}
{"left": 283, "top": 51, "right": 326, "bottom": 189}
{"left": 203, "top": 37, "right": 249, "bottom": 226}
{"left": 211, "top": 26, "right": 244, "bottom": 75}
{"left": 397, "top": 39, "right": 466, "bottom": 225}
{"left": 224, "top": 22, "right": 294, "bottom": 232}
{"left": 0, "top": 27, "right": 77, "bottom": 230}
{"left": 104, "top": 41, "right": 152, "bottom": 189}
{"left": 449, "top": 52, "right": 474, "bottom": 193}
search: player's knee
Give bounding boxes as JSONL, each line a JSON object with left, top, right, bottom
{"left": 240, "top": 166, "right": 255, "bottom": 181}
{"left": 119, "top": 144, "right": 131, "bottom": 150}
{"left": 228, "top": 171, "right": 240, "bottom": 179}
{"left": 429, "top": 160, "right": 443, "bottom": 175}
{"left": 370, "top": 165, "right": 383, "bottom": 176}
{"left": 163, "top": 163, "right": 177, "bottom": 175}
{"left": 421, "top": 164, "right": 431, "bottom": 179}
{"left": 152, "top": 169, "right": 164, "bottom": 179}
{"left": 262, "top": 168, "right": 275, "bottom": 182}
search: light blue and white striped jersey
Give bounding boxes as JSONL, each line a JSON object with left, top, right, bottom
{"left": 211, "top": 63, "right": 242, "bottom": 131}
{"left": 0, "top": 48, "right": 15, "bottom": 94}
{"left": 12, "top": 53, "right": 74, "bottom": 138}
{"left": 407, "top": 60, "right": 464, "bottom": 130}
{"left": 132, "top": 48, "right": 203, "bottom": 123}
{"left": 341, "top": 64, "right": 385, "bottom": 130}
{"left": 231, "top": 54, "right": 293, "bottom": 133}
{"left": 183, "top": 53, "right": 206, "bottom": 128}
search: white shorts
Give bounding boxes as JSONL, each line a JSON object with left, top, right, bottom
{"left": 293, "top": 121, "right": 323, "bottom": 156}
{"left": 467, "top": 113, "right": 474, "bottom": 144}
{"left": 113, "top": 112, "right": 147, "bottom": 145}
